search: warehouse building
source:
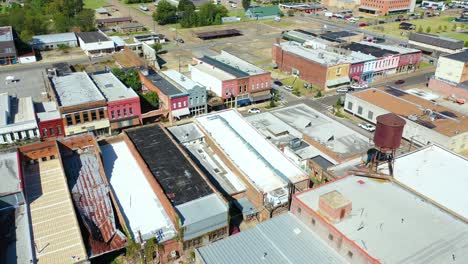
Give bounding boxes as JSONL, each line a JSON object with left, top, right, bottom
{"left": 31, "top": 32, "right": 78, "bottom": 50}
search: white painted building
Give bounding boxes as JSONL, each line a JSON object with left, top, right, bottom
{"left": 0, "top": 93, "right": 39, "bottom": 144}
{"left": 435, "top": 50, "right": 468, "bottom": 84}
{"left": 345, "top": 87, "right": 468, "bottom": 153}
{"left": 31, "top": 33, "right": 78, "bottom": 50}
{"left": 76, "top": 31, "right": 115, "bottom": 57}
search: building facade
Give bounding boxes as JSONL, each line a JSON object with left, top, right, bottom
{"left": 408, "top": 33, "right": 465, "bottom": 56}
{"left": 31, "top": 33, "right": 78, "bottom": 50}
{"left": 36, "top": 101, "right": 65, "bottom": 140}
{"left": 76, "top": 31, "right": 115, "bottom": 56}
{"left": 434, "top": 50, "right": 468, "bottom": 84}
{"left": 0, "top": 26, "right": 17, "bottom": 65}
{"left": 190, "top": 51, "right": 272, "bottom": 108}
{"left": 359, "top": 0, "right": 416, "bottom": 15}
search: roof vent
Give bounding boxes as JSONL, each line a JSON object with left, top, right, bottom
{"left": 318, "top": 190, "right": 352, "bottom": 223}
{"left": 408, "top": 114, "right": 419, "bottom": 121}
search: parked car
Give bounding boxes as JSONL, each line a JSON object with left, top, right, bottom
{"left": 273, "top": 80, "right": 283, "bottom": 86}
{"left": 336, "top": 87, "right": 351, "bottom": 93}
{"left": 175, "top": 38, "right": 184, "bottom": 43}
{"left": 395, "top": 80, "right": 405, "bottom": 85}
{"left": 248, "top": 108, "right": 261, "bottom": 114}
{"left": 359, "top": 23, "right": 367, "bottom": 27}
{"left": 358, "top": 123, "right": 376, "bottom": 132}
{"left": 139, "top": 5, "right": 149, "bottom": 11}
{"left": 284, "top": 85, "right": 294, "bottom": 91}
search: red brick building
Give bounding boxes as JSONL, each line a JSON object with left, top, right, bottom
{"left": 359, "top": 0, "right": 416, "bottom": 15}
{"left": 36, "top": 101, "right": 65, "bottom": 140}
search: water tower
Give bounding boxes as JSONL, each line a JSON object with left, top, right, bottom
{"left": 370, "top": 113, "right": 406, "bottom": 176}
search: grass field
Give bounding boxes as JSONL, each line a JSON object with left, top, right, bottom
{"left": 365, "top": 16, "right": 467, "bottom": 42}
{"left": 84, "top": 0, "right": 108, "bottom": 9}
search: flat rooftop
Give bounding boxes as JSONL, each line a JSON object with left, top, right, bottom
{"left": 0, "top": 26, "right": 13, "bottom": 42}
{"left": 409, "top": 33, "right": 464, "bottom": 50}
{"left": 101, "top": 141, "right": 177, "bottom": 243}
{"left": 0, "top": 68, "right": 48, "bottom": 102}
{"left": 51, "top": 72, "right": 105, "bottom": 107}
{"left": 360, "top": 41, "right": 420, "bottom": 54}
{"left": 175, "top": 193, "right": 228, "bottom": 241}
{"left": 196, "top": 110, "right": 307, "bottom": 192}
{"left": 342, "top": 42, "right": 399, "bottom": 57}
{"left": 196, "top": 29, "right": 241, "bottom": 40}
{"left": 319, "top": 31, "right": 358, "bottom": 42}
{"left": 444, "top": 50, "right": 468, "bottom": 63}
{"left": 196, "top": 212, "right": 347, "bottom": 264}
{"left": 31, "top": 33, "right": 77, "bottom": 45}
{"left": 169, "top": 123, "right": 247, "bottom": 195}
{"left": 23, "top": 159, "right": 87, "bottom": 263}
{"left": 380, "top": 144, "right": 468, "bottom": 220}
{"left": 76, "top": 31, "right": 110, "bottom": 43}
{"left": 144, "top": 72, "right": 186, "bottom": 97}
{"left": 191, "top": 62, "right": 235, "bottom": 81}
{"left": 284, "top": 30, "right": 334, "bottom": 45}
{"left": 90, "top": 72, "right": 138, "bottom": 102}
{"left": 210, "top": 51, "right": 267, "bottom": 76}
{"left": 0, "top": 151, "right": 19, "bottom": 195}
{"left": 296, "top": 175, "right": 468, "bottom": 264}
{"left": 162, "top": 70, "right": 205, "bottom": 91}
{"left": 276, "top": 42, "right": 363, "bottom": 66}
{"left": 0, "top": 94, "right": 38, "bottom": 134}
{"left": 271, "top": 104, "right": 372, "bottom": 160}
{"left": 36, "top": 101, "right": 61, "bottom": 122}
{"left": 351, "top": 87, "right": 468, "bottom": 137}
{"left": 126, "top": 125, "right": 213, "bottom": 206}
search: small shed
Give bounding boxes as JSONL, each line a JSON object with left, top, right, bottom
{"left": 117, "top": 22, "right": 145, "bottom": 33}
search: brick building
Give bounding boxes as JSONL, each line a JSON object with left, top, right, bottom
{"left": 125, "top": 125, "right": 229, "bottom": 251}
{"left": 91, "top": 71, "right": 141, "bottom": 132}
{"left": 0, "top": 26, "right": 17, "bottom": 65}
{"left": 139, "top": 70, "right": 191, "bottom": 120}
{"left": 190, "top": 51, "right": 272, "bottom": 108}
{"left": 359, "top": 0, "right": 416, "bottom": 15}
{"left": 36, "top": 101, "right": 65, "bottom": 140}
{"left": 49, "top": 72, "right": 110, "bottom": 136}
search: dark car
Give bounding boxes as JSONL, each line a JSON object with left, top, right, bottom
{"left": 395, "top": 80, "right": 405, "bottom": 85}
{"left": 273, "top": 80, "right": 283, "bottom": 86}
{"left": 359, "top": 23, "right": 367, "bottom": 27}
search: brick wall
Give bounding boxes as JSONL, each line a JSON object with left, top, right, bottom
{"left": 428, "top": 78, "right": 468, "bottom": 99}
{"left": 291, "top": 195, "right": 380, "bottom": 264}
{"left": 108, "top": 97, "right": 142, "bottom": 123}
{"left": 38, "top": 118, "right": 65, "bottom": 140}
{"left": 272, "top": 45, "right": 328, "bottom": 89}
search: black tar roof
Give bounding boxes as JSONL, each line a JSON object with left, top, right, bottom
{"left": 144, "top": 72, "right": 186, "bottom": 96}
{"left": 409, "top": 33, "right": 464, "bottom": 50}
{"left": 342, "top": 42, "right": 398, "bottom": 57}
{"left": 443, "top": 50, "right": 468, "bottom": 62}
{"left": 319, "top": 31, "right": 358, "bottom": 42}
{"left": 199, "top": 56, "right": 249, "bottom": 78}
{"left": 126, "top": 125, "right": 213, "bottom": 206}
{"left": 76, "top": 31, "right": 110, "bottom": 43}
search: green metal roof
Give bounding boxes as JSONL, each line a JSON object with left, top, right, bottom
{"left": 246, "top": 5, "right": 281, "bottom": 17}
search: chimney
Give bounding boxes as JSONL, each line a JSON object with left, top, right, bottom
{"left": 318, "top": 190, "right": 352, "bottom": 223}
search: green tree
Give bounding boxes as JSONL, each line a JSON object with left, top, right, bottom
{"left": 111, "top": 68, "right": 142, "bottom": 92}
{"left": 75, "top": 9, "right": 96, "bottom": 32}
{"left": 178, "top": 0, "right": 195, "bottom": 13}
{"left": 242, "top": 0, "right": 251, "bottom": 10}
{"left": 452, "top": 23, "right": 457, "bottom": 31}
{"left": 152, "top": 42, "right": 163, "bottom": 54}
{"left": 154, "top": 0, "right": 177, "bottom": 25}
{"left": 437, "top": 25, "right": 442, "bottom": 32}
{"left": 143, "top": 91, "right": 159, "bottom": 108}
{"left": 417, "top": 25, "right": 423, "bottom": 33}
{"left": 443, "top": 25, "right": 448, "bottom": 31}
{"left": 426, "top": 26, "right": 431, "bottom": 33}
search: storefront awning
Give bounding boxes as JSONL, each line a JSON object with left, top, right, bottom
{"left": 251, "top": 93, "right": 272, "bottom": 102}
{"left": 326, "top": 77, "right": 350, "bottom": 87}
{"left": 172, "top": 107, "right": 190, "bottom": 118}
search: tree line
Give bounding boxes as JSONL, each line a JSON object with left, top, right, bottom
{"left": 0, "top": 0, "right": 95, "bottom": 43}
{"left": 153, "top": 0, "right": 228, "bottom": 28}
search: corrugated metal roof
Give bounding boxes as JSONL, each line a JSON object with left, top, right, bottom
{"left": 196, "top": 212, "right": 347, "bottom": 264}
{"left": 409, "top": 33, "right": 464, "bottom": 50}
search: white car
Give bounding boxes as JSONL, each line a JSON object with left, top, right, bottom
{"left": 248, "top": 108, "right": 261, "bottom": 114}
{"left": 358, "top": 123, "right": 376, "bottom": 132}
{"left": 283, "top": 85, "right": 293, "bottom": 91}
{"left": 139, "top": 5, "right": 149, "bottom": 11}
{"left": 336, "top": 87, "right": 350, "bottom": 93}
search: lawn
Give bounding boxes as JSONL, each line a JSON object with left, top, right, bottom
{"left": 365, "top": 16, "right": 467, "bottom": 42}
{"left": 440, "top": 32, "right": 468, "bottom": 43}
{"left": 260, "top": 18, "right": 294, "bottom": 29}
{"left": 280, "top": 76, "right": 319, "bottom": 96}
{"left": 84, "top": 0, "right": 108, "bottom": 9}
{"left": 228, "top": 9, "right": 245, "bottom": 17}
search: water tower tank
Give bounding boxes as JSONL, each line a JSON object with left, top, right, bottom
{"left": 373, "top": 113, "right": 406, "bottom": 150}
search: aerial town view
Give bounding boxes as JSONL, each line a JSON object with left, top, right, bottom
{"left": 1, "top": 0, "right": 468, "bottom": 263}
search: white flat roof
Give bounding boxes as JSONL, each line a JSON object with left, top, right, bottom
{"left": 52, "top": 72, "right": 105, "bottom": 107}
{"left": 192, "top": 63, "right": 235, "bottom": 81}
{"left": 380, "top": 144, "right": 468, "bottom": 220}
{"left": 212, "top": 51, "right": 267, "bottom": 75}
{"left": 91, "top": 72, "right": 138, "bottom": 102}
{"left": 296, "top": 175, "right": 468, "bottom": 264}
{"left": 163, "top": 70, "right": 205, "bottom": 91}
{"left": 101, "top": 142, "right": 177, "bottom": 243}
{"left": 196, "top": 110, "right": 307, "bottom": 193}
{"left": 0, "top": 151, "right": 19, "bottom": 194}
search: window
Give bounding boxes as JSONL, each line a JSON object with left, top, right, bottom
{"left": 178, "top": 102, "right": 181, "bottom": 107}
{"left": 117, "top": 110, "right": 121, "bottom": 117}
{"left": 49, "top": 127, "right": 55, "bottom": 136}
{"left": 173, "top": 103, "right": 176, "bottom": 108}
{"left": 66, "top": 115, "right": 73, "bottom": 125}
{"left": 357, "top": 106, "right": 363, "bottom": 115}
{"left": 347, "top": 251, "right": 353, "bottom": 258}
{"left": 123, "top": 108, "right": 127, "bottom": 116}
{"left": 83, "top": 112, "right": 89, "bottom": 122}
{"left": 183, "top": 101, "right": 186, "bottom": 107}
{"left": 337, "top": 67, "right": 342, "bottom": 75}
{"left": 297, "top": 207, "right": 301, "bottom": 214}
{"left": 91, "top": 110, "right": 97, "bottom": 120}
{"left": 57, "top": 126, "right": 62, "bottom": 135}
{"left": 111, "top": 111, "right": 115, "bottom": 119}
{"left": 256, "top": 83, "right": 259, "bottom": 89}
{"left": 74, "top": 113, "right": 81, "bottom": 123}
{"left": 252, "top": 84, "right": 254, "bottom": 90}
{"left": 239, "top": 85, "right": 242, "bottom": 93}
{"left": 129, "top": 107, "right": 133, "bottom": 115}
{"left": 311, "top": 218, "right": 316, "bottom": 225}
{"left": 98, "top": 109, "right": 105, "bottom": 119}
{"left": 368, "top": 110, "right": 374, "bottom": 120}
{"left": 42, "top": 128, "right": 48, "bottom": 137}
{"left": 328, "top": 234, "right": 334, "bottom": 241}
{"left": 261, "top": 83, "right": 264, "bottom": 88}
{"left": 41, "top": 157, "right": 47, "bottom": 162}
{"left": 347, "top": 101, "right": 353, "bottom": 110}
{"left": 265, "top": 81, "right": 268, "bottom": 87}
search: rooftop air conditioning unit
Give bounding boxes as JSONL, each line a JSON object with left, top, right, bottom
{"left": 170, "top": 250, "right": 177, "bottom": 258}
{"left": 408, "top": 114, "right": 419, "bottom": 121}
